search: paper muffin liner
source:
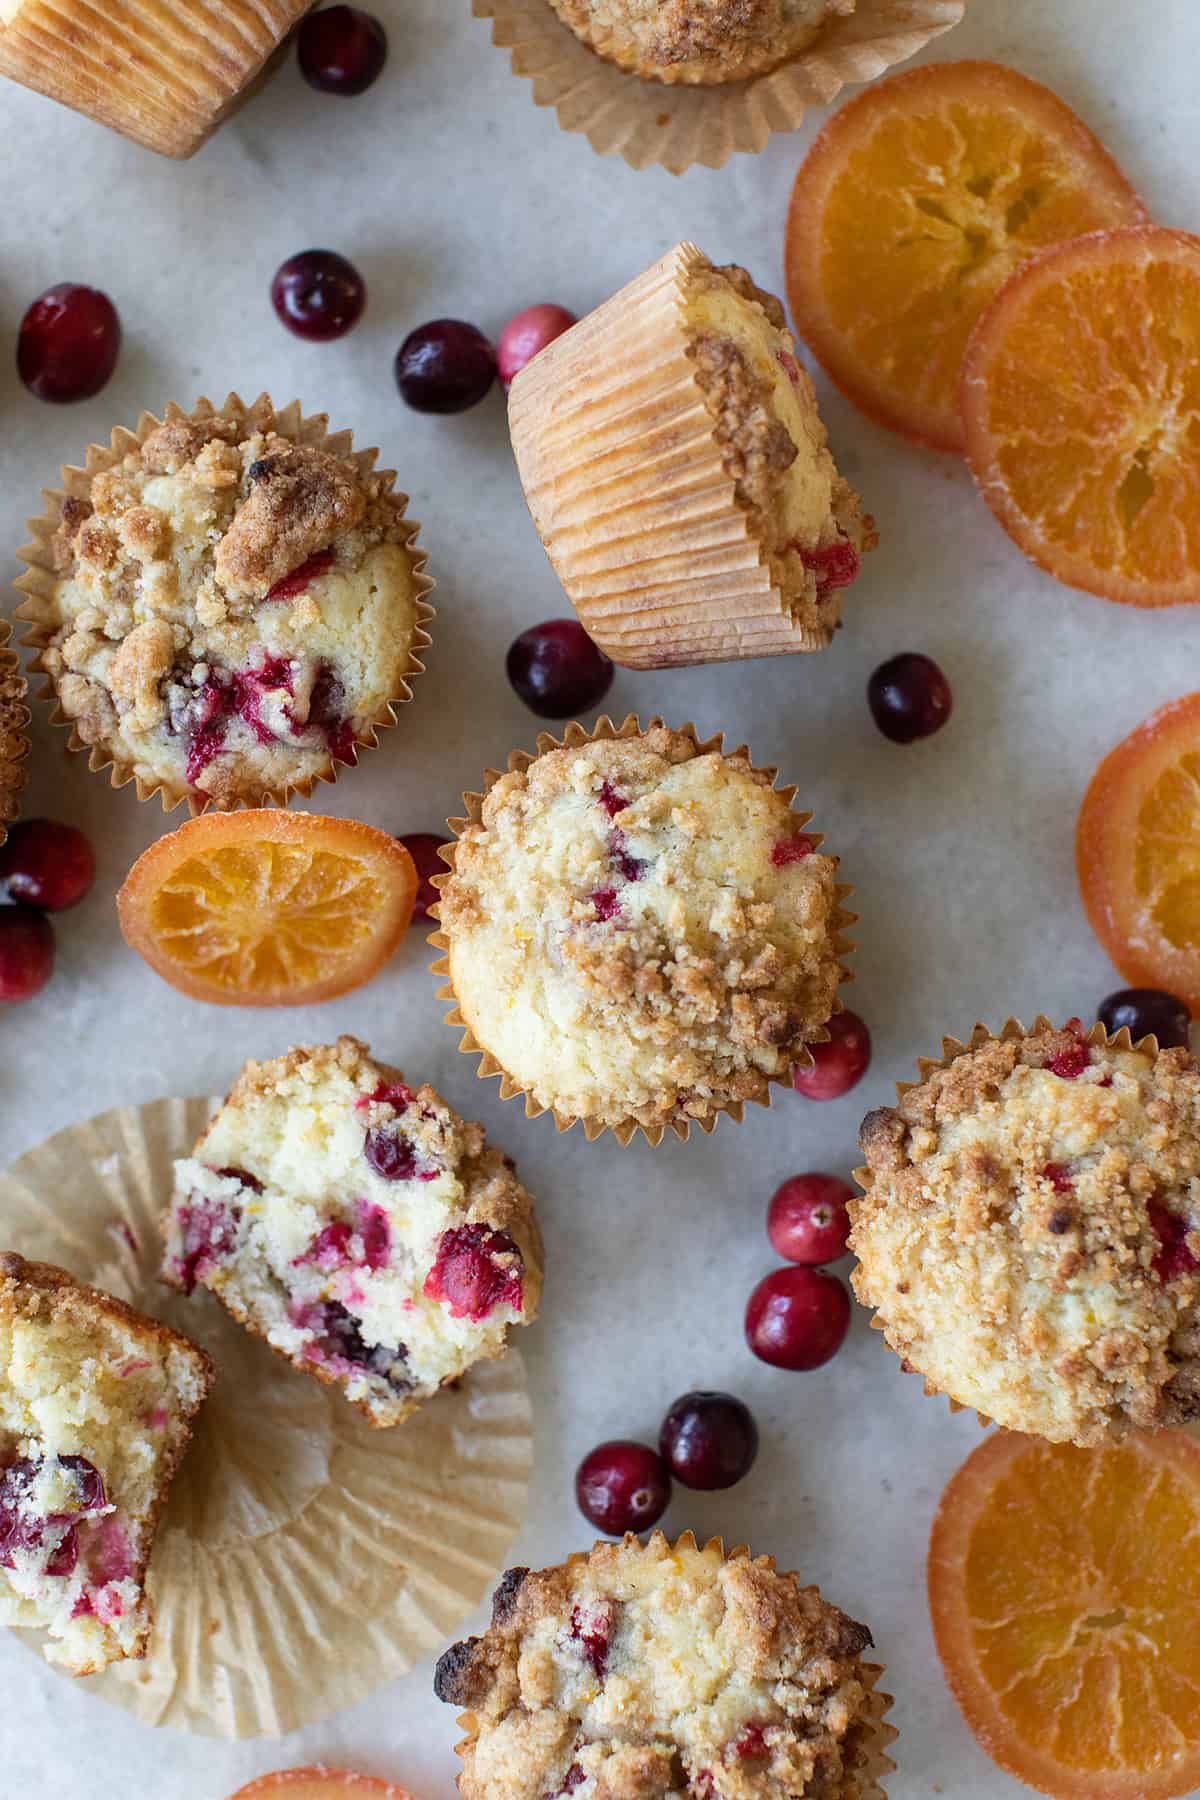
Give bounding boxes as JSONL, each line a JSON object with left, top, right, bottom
{"left": 0, "top": 619, "right": 31, "bottom": 849}
{"left": 508, "top": 241, "right": 851, "bottom": 670}
{"left": 429, "top": 713, "right": 857, "bottom": 1148}
{"left": 15, "top": 391, "right": 435, "bottom": 817}
{"left": 0, "top": 0, "right": 314, "bottom": 159}
{"left": 0, "top": 1096, "right": 533, "bottom": 1737}
{"left": 472, "top": 0, "right": 964, "bottom": 175}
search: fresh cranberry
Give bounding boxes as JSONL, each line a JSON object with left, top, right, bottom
{"left": 297, "top": 5, "right": 387, "bottom": 94}
{"left": 506, "top": 618, "right": 614, "bottom": 719}
{"left": 745, "top": 1267, "right": 851, "bottom": 1370}
{"left": 399, "top": 832, "right": 448, "bottom": 921}
{"left": 497, "top": 303, "right": 577, "bottom": 388}
{"left": 265, "top": 548, "right": 335, "bottom": 601}
{"left": 1149, "top": 1200, "right": 1198, "bottom": 1282}
{"left": 271, "top": 250, "right": 366, "bottom": 341}
{"left": 0, "top": 907, "right": 54, "bottom": 1002}
{"left": 575, "top": 1440, "right": 670, "bottom": 1536}
{"left": 0, "top": 820, "right": 95, "bottom": 911}
{"left": 792, "top": 1012, "right": 871, "bottom": 1101}
{"left": 395, "top": 320, "right": 497, "bottom": 414}
{"left": 17, "top": 284, "right": 121, "bottom": 403}
{"left": 1099, "top": 987, "right": 1191, "bottom": 1049}
{"left": 799, "top": 538, "right": 860, "bottom": 600}
{"left": 659, "top": 1392, "right": 758, "bottom": 1491}
{"left": 425, "top": 1225, "right": 524, "bottom": 1320}
{"left": 767, "top": 1174, "right": 853, "bottom": 1265}
{"left": 867, "top": 653, "right": 953, "bottom": 744}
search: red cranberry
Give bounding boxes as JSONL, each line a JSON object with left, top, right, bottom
{"left": 498, "top": 303, "right": 577, "bottom": 388}
{"left": 395, "top": 320, "right": 497, "bottom": 414}
{"left": 17, "top": 283, "right": 121, "bottom": 403}
{"left": 506, "top": 618, "right": 614, "bottom": 719}
{"left": 1149, "top": 1200, "right": 1198, "bottom": 1282}
{"left": 297, "top": 5, "right": 387, "bottom": 93}
{"left": 364, "top": 1126, "right": 428, "bottom": 1182}
{"left": 799, "top": 538, "right": 860, "bottom": 601}
{"left": 0, "top": 907, "right": 54, "bottom": 1002}
{"left": 399, "top": 832, "right": 448, "bottom": 921}
{"left": 425, "top": 1225, "right": 524, "bottom": 1321}
{"left": 658, "top": 1392, "right": 758, "bottom": 1491}
{"left": 1099, "top": 987, "right": 1191, "bottom": 1049}
{"left": 271, "top": 250, "right": 365, "bottom": 341}
{"left": 575, "top": 1440, "right": 670, "bottom": 1536}
{"left": 767, "top": 1174, "right": 854, "bottom": 1265}
{"left": 745, "top": 1267, "right": 850, "bottom": 1370}
{"left": 867, "top": 652, "right": 952, "bottom": 744}
{"left": 792, "top": 1011, "right": 871, "bottom": 1101}
{"left": 0, "top": 820, "right": 95, "bottom": 912}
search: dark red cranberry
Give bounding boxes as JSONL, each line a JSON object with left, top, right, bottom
{"left": 506, "top": 618, "right": 614, "bottom": 719}
{"left": 1149, "top": 1200, "right": 1198, "bottom": 1282}
{"left": 306, "top": 661, "right": 356, "bottom": 763}
{"left": 297, "top": 5, "right": 387, "bottom": 94}
{"left": 425, "top": 1225, "right": 524, "bottom": 1320}
{"left": 395, "top": 320, "right": 497, "bottom": 414}
{"left": 1046, "top": 1042, "right": 1090, "bottom": 1080}
{"left": 0, "top": 906, "right": 54, "bottom": 1002}
{"left": 659, "top": 1392, "right": 758, "bottom": 1491}
{"left": 767, "top": 1174, "right": 854, "bottom": 1265}
{"left": 867, "top": 652, "right": 952, "bottom": 744}
{"left": 771, "top": 832, "right": 816, "bottom": 867}
{"left": 215, "top": 1166, "right": 263, "bottom": 1193}
{"left": 792, "top": 1012, "right": 871, "bottom": 1101}
{"left": 591, "top": 888, "right": 620, "bottom": 921}
{"left": 575, "top": 1440, "right": 670, "bottom": 1536}
{"left": 1042, "top": 1163, "right": 1074, "bottom": 1195}
{"left": 316, "top": 1301, "right": 410, "bottom": 1387}
{"left": 364, "top": 1127, "right": 426, "bottom": 1182}
{"left": 497, "top": 303, "right": 577, "bottom": 389}
{"left": 0, "top": 820, "right": 95, "bottom": 911}
{"left": 271, "top": 250, "right": 365, "bottom": 341}
{"left": 175, "top": 1196, "right": 241, "bottom": 1294}
{"left": 17, "top": 283, "right": 121, "bottom": 403}
{"left": 1099, "top": 987, "right": 1191, "bottom": 1050}
{"left": 745, "top": 1267, "right": 851, "bottom": 1370}
{"left": 399, "top": 832, "right": 448, "bottom": 921}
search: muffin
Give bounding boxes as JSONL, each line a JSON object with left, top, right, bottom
{"left": 852, "top": 1018, "right": 1200, "bottom": 1446}
{"left": 434, "top": 1531, "right": 894, "bottom": 1798}
{"left": 164, "top": 1037, "right": 542, "bottom": 1427}
{"left": 0, "top": 1252, "right": 214, "bottom": 1674}
{"left": 16, "top": 395, "right": 433, "bottom": 812}
{"left": 547, "top": 0, "right": 855, "bottom": 83}
{"left": 433, "top": 719, "right": 853, "bottom": 1144}
{"left": 0, "top": 622, "right": 31, "bottom": 845}
{"left": 508, "top": 244, "right": 876, "bottom": 669}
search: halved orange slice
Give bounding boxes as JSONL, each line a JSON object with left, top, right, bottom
{"left": 1077, "top": 693, "right": 1200, "bottom": 1011}
{"left": 230, "top": 1772, "right": 417, "bottom": 1800}
{"left": 963, "top": 227, "right": 1200, "bottom": 605}
{"left": 929, "top": 1430, "right": 1200, "bottom": 1799}
{"left": 118, "top": 810, "right": 417, "bottom": 1007}
{"left": 785, "top": 60, "right": 1147, "bottom": 453}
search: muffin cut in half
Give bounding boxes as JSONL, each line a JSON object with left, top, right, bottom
{"left": 435, "top": 1530, "right": 895, "bottom": 1798}
{"left": 164, "top": 1038, "right": 542, "bottom": 1427}
{"left": 852, "top": 1017, "right": 1200, "bottom": 1446}
{"left": 546, "top": 0, "right": 856, "bottom": 84}
{"left": 0, "top": 1252, "right": 214, "bottom": 1674}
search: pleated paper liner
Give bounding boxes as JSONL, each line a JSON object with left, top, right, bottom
{"left": 0, "top": 0, "right": 313, "bottom": 159}
{"left": 0, "top": 618, "right": 31, "bottom": 848}
{"left": 428, "top": 713, "right": 857, "bottom": 1148}
{"left": 509, "top": 242, "right": 843, "bottom": 671}
{"left": 15, "top": 392, "right": 435, "bottom": 817}
{"left": 472, "top": 0, "right": 964, "bottom": 175}
{"left": 0, "top": 1097, "right": 533, "bottom": 1737}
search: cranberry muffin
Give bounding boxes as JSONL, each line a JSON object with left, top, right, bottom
{"left": 852, "top": 1020, "right": 1200, "bottom": 1445}
{"left": 165, "top": 1038, "right": 542, "bottom": 1427}
{"left": 547, "top": 0, "right": 856, "bottom": 83}
{"left": 435, "top": 1531, "right": 893, "bottom": 1798}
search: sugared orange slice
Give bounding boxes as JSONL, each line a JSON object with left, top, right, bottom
{"left": 1077, "top": 693, "right": 1200, "bottom": 1011}
{"left": 785, "top": 60, "right": 1147, "bottom": 453}
{"left": 963, "top": 227, "right": 1200, "bottom": 605}
{"left": 118, "top": 810, "right": 417, "bottom": 1007}
{"left": 929, "top": 1430, "right": 1200, "bottom": 1799}
{"left": 230, "top": 1771, "right": 416, "bottom": 1800}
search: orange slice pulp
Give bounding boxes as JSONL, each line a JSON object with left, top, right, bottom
{"left": 229, "top": 1771, "right": 417, "bottom": 1800}
{"left": 117, "top": 810, "right": 417, "bottom": 1007}
{"left": 785, "top": 59, "right": 1147, "bottom": 453}
{"left": 929, "top": 1430, "right": 1200, "bottom": 1799}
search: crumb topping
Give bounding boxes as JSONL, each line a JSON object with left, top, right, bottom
{"left": 548, "top": 0, "right": 854, "bottom": 84}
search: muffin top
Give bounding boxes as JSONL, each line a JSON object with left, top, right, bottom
{"left": 548, "top": 0, "right": 855, "bottom": 85}
{"left": 852, "top": 1021, "right": 1200, "bottom": 1445}
{"left": 38, "top": 410, "right": 424, "bottom": 807}
{"left": 437, "top": 726, "right": 847, "bottom": 1132}
{"left": 435, "top": 1531, "right": 885, "bottom": 1800}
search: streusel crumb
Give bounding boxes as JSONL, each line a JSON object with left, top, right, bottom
{"left": 548, "top": 0, "right": 855, "bottom": 85}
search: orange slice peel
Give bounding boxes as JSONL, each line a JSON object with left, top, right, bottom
{"left": 229, "top": 1772, "right": 417, "bottom": 1800}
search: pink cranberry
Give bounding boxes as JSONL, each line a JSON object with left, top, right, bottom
{"left": 1149, "top": 1200, "right": 1198, "bottom": 1282}
{"left": 745, "top": 1267, "right": 850, "bottom": 1370}
{"left": 498, "top": 303, "right": 577, "bottom": 388}
{"left": 0, "top": 820, "right": 95, "bottom": 911}
{"left": 767, "top": 1174, "right": 853, "bottom": 1265}
{"left": 296, "top": 1220, "right": 353, "bottom": 1270}
{"left": 771, "top": 833, "right": 816, "bottom": 867}
{"left": 575, "top": 1440, "right": 670, "bottom": 1536}
{"left": 791, "top": 1012, "right": 871, "bottom": 1101}
{"left": 0, "top": 907, "right": 54, "bottom": 1002}
{"left": 297, "top": 5, "right": 387, "bottom": 94}
{"left": 506, "top": 618, "right": 614, "bottom": 719}
{"left": 17, "top": 283, "right": 121, "bottom": 403}
{"left": 424, "top": 1224, "right": 524, "bottom": 1320}
{"left": 658, "top": 1392, "right": 757, "bottom": 1491}
{"left": 395, "top": 320, "right": 496, "bottom": 414}
{"left": 799, "top": 537, "right": 860, "bottom": 600}
{"left": 399, "top": 832, "right": 448, "bottom": 921}
{"left": 356, "top": 1200, "right": 391, "bottom": 1270}
{"left": 591, "top": 888, "right": 621, "bottom": 922}
{"left": 868, "top": 653, "right": 952, "bottom": 744}
{"left": 1099, "top": 987, "right": 1190, "bottom": 1049}
{"left": 271, "top": 250, "right": 366, "bottom": 341}
{"left": 174, "top": 1195, "right": 241, "bottom": 1293}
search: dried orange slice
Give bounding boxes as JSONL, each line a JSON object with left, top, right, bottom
{"left": 963, "top": 227, "right": 1200, "bottom": 605}
{"left": 929, "top": 1430, "right": 1200, "bottom": 1799}
{"left": 118, "top": 810, "right": 416, "bottom": 1007}
{"left": 785, "top": 60, "right": 1147, "bottom": 453}
{"left": 230, "top": 1772, "right": 417, "bottom": 1800}
{"left": 1077, "top": 693, "right": 1200, "bottom": 1011}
